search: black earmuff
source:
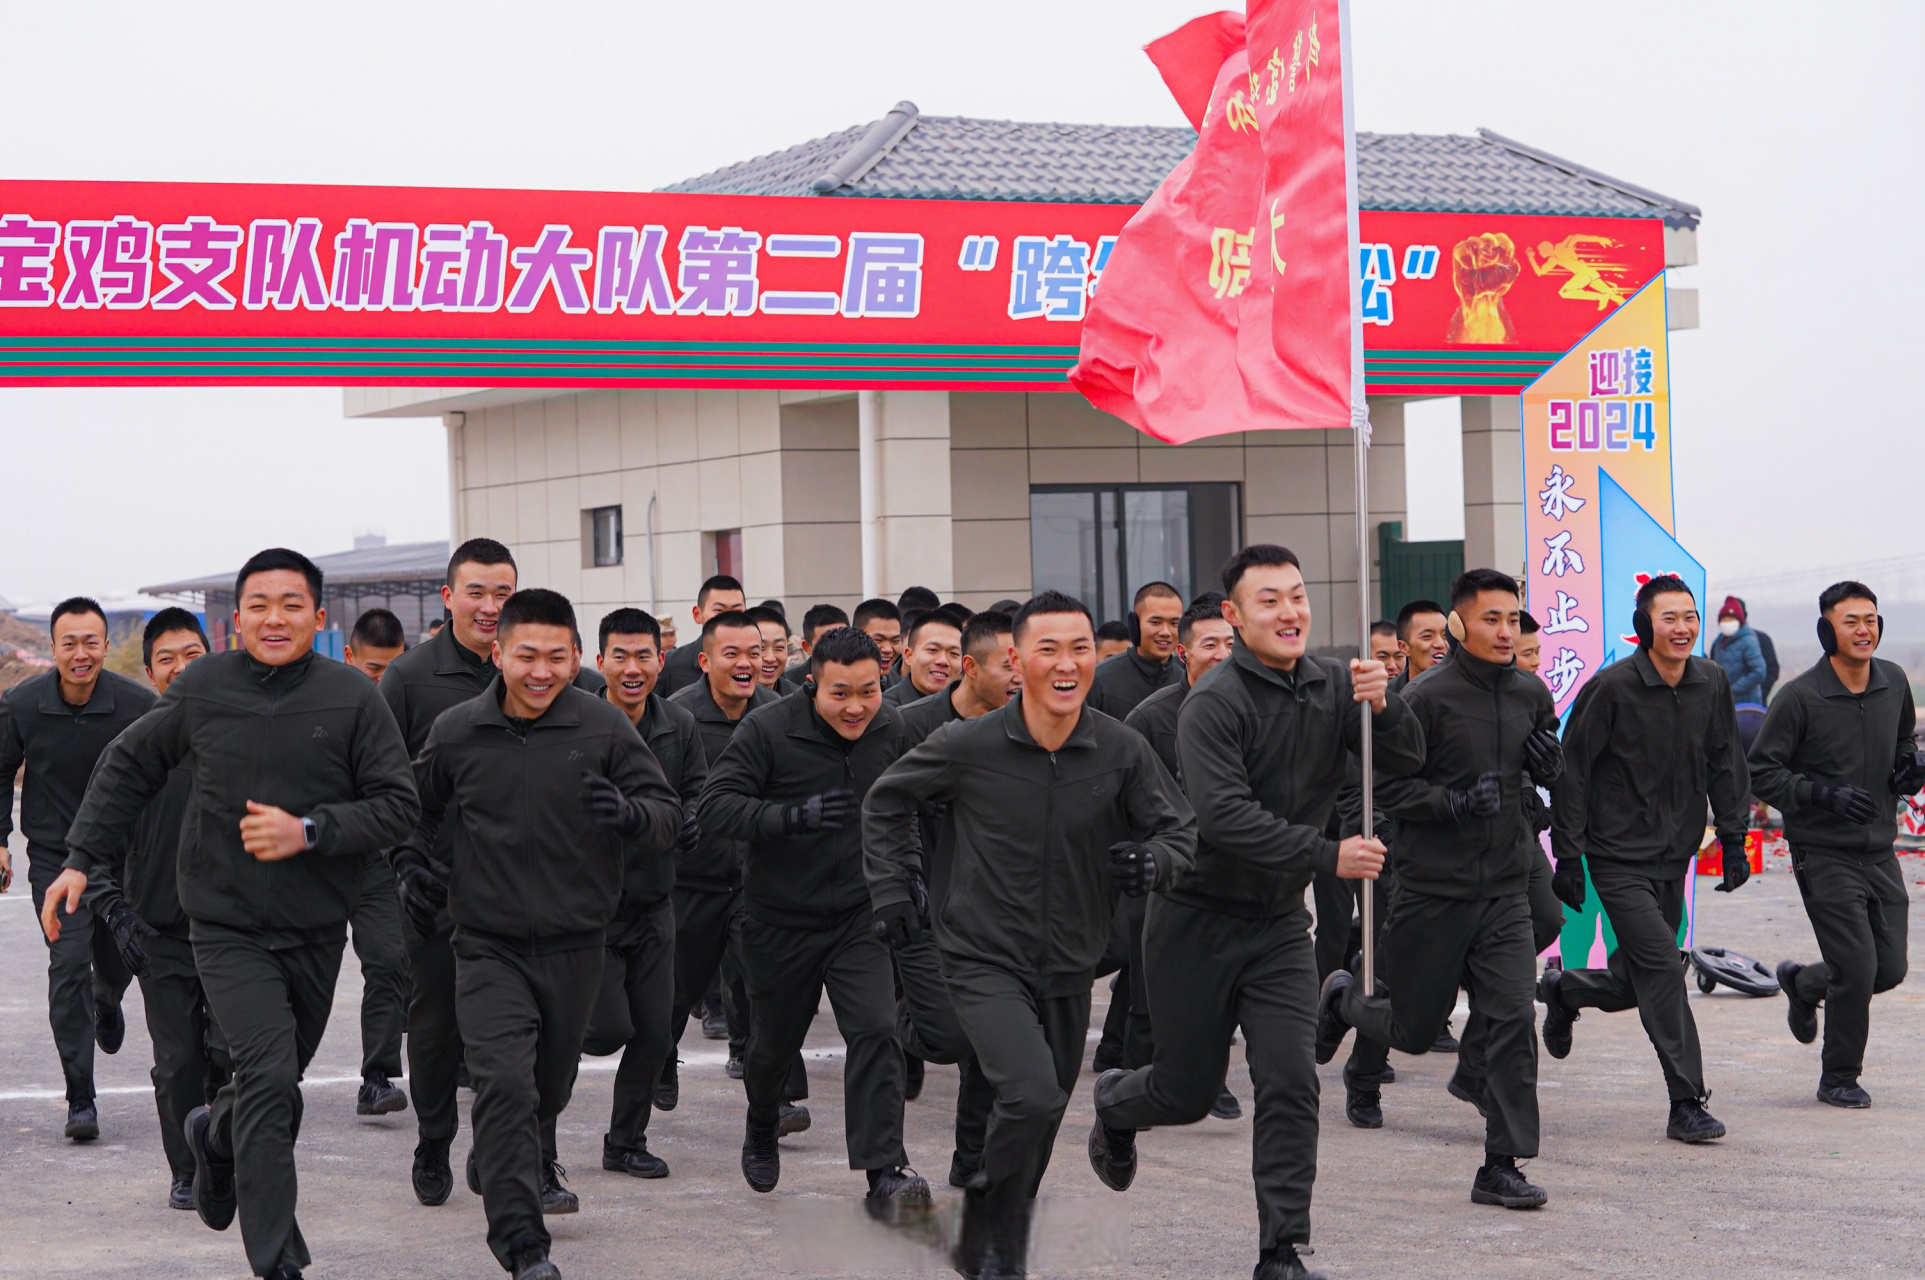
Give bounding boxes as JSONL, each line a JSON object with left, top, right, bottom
{"left": 803, "top": 674, "right": 818, "bottom": 698}
{"left": 1632, "top": 607, "right": 1653, "bottom": 648}
{"left": 1127, "top": 609, "right": 1142, "bottom": 647}
{"left": 1817, "top": 615, "right": 1886, "bottom": 656}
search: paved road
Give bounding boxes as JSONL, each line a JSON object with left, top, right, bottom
{"left": 3, "top": 827, "right": 1922, "bottom": 1278}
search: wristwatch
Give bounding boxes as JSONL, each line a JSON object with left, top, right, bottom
{"left": 300, "top": 816, "right": 318, "bottom": 849}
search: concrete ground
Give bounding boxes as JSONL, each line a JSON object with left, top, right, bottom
{"left": 3, "top": 840, "right": 1923, "bottom": 1279}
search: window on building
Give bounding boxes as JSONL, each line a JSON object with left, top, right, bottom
{"left": 1029, "top": 483, "right": 1241, "bottom": 623}
{"left": 583, "top": 504, "right": 623, "bottom": 568}
{"left": 705, "top": 528, "right": 742, "bottom": 581}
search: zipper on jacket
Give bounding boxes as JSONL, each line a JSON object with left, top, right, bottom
{"left": 1040, "top": 751, "right": 1056, "bottom": 975}
{"left": 260, "top": 684, "right": 280, "bottom": 928}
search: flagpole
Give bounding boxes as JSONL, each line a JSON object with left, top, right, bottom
{"left": 1337, "top": 0, "right": 1374, "bottom": 994}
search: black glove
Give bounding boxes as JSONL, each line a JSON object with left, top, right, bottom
{"left": 1523, "top": 786, "right": 1553, "bottom": 835}
{"left": 675, "top": 807, "right": 701, "bottom": 860}
{"left": 1447, "top": 772, "right": 1503, "bottom": 823}
{"left": 105, "top": 901, "right": 158, "bottom": 977}
{"left": 1715, "top": 833, "right": 1750, "bottom": 893}
{"left": 872, "top": 899, "right": 924, "bottom": 950}
{"left": 1107, "top": 841, "right": 1166, "bottom": 897}
{"left": 582, "top": 770, "right": 645, "bottom": 837}
{"left": 1890, "top": 750, "right": 1925, "bottom": 797}
{"left": 782, "top": 788, "right": 857, "bottom": 836}
{"left": 1551, "top": 857, "right": 1587, "bottom": 912}
{"left": 1523, "top": 729, "right": 1565, "bottom": 784}
{"left": 394, "top": 850, "right": 450, "bottom": 938}
{"left": 1810, "top": 781, "right": 1879, "bottom": 825}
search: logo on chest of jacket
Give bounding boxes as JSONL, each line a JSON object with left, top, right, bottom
{"left": 568, "top": 749, "right": 585, "bottom": 762}
{"left": 1092, "top": 784, "right": 1107, "bottom": 799}
{"left": 310, "top": 725, "right": 329, "bottom": 740}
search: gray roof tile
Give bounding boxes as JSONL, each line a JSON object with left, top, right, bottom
{"left": 664, "top": 107, "right": 1698, "bottom": 227}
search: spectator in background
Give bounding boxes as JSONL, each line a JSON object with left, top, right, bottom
{"left": 425, "top": 618, "right": 445, "bottom": 641}
{"left": 1095, "top": 620, "right": 1132, "bottom": 664}
{"left": 1726, "top": 596, "right": 1780, "bottom": 698}
{"left": 1516, "top": 611, "right": 1542, "bottom": 675}
{"left": 1712, "top": 596, "right": 1769, "bottom": 750}
{"left": 345, "top": 609, "right": 407, "bottom": 683}
{"left": 1370, "top": 621, "right": 1405, "bottom": 683}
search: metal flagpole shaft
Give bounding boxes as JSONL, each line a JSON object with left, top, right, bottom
{"left": 1354, "top": 411, "right": 1374, "bottom": 993}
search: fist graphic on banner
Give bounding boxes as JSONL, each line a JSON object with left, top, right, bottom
{"left": 1447, "top": 232, "right": 1520, "bottom": 344}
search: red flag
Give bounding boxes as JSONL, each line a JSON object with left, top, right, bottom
{"left": 1071, "top": 51, "right": 1304, "bottom": 444}
{"left": 1247, "top": 0, "right": 1360, "bottom": 425}
{"left": 1143, "top": 11, "right": 1246, "bottom": 132}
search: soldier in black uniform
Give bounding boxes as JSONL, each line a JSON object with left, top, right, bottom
{"left": 656, "top": 574, "right": 746, "bottom": 697}
{"left": 378, "top": 537, "right": 518, "bottom": 1206}
{"left": 868, "top": 591, "right": 1196, "bottom": 1277}
{"left": 579, "top": 607, "right": 705, "bottom": 1179}
{"left": 402, "top": 589, "right": 680, "bottom": 1280}
{"left": 1537, "top": 576, "right": 1750, "bottom": 1141}
{"left": 3, "top": 596, "right": 150, "bottom": 1142}
{"left": 1318, "top": 568, "right": 1559, "bottom": 1212}
{"left": 886, "top": 609, "right": 1021, "bottom": 1188}
{"left": 663, "top": 612, "right": 808, "bottom": 1127}
{"left": 1752, "top": 580, "right": 1919, "bottom": 1108}
{"left": 701, "top": 625, "right": 930, "bottom": 1210}
{"left": 1089, "top": 549, "right": 1416, "bottom": 1280}
{"left": 853, "top": 598, "right": 905, "bottom": 687}
{"left": 43, "top": 608, "right": 225, "bottom": 1206}
{"left": 59, "top": 548, "right": 418, "bottom": 1280}
{"left": 881, "top": 607, "right": 964, "bottom": 706}
{"left": 1085, "top": 582, "right": 1184, "bottom": 719}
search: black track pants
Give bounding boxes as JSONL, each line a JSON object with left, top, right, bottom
{"left": 350, "top": 856, "right": 408, "bottom": 1081}
{"left": 1789, "top": 849, "right": 1909, "bottom": 1088}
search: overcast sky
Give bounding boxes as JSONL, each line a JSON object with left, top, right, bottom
{"left": 1, "top": 0, "right": 1917, "bottom": 610}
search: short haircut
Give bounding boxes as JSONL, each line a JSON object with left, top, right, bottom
{"left": 940, "top": 602, "right": 975, "bottom": 625}
{"left": 497, "top": 588, "right": 577, "bottom": 639}
{"left": 1220, "top": 544, "right": 1301, "bottom": 596}
{"left": 1095, "top": 619, "right": 1131, "bottom": 643}
{"left": 598, "top": 607, "right": 661, "bottom": 652}
{"left": 1820, "top": 580, "right": 1878, "bottom": 614}
{"left": 899, "top": 608, "right": 927, "bottom": 640}
{"left": 853, "top": 598, "right": 900, "bottom": 630}
{"left": 1518, "top": 610, "right": 1541, "bottom": 635}
{"left": 1179, "top": 598, "right": 1229, "bottom": 644}
{"left": 801, "top": 603, "right": 849, "bottom": 639}
{"left": 1013, "top": 589, "right": 1094, "bottom": 644}
{"left": 142, "top": 607, "right": 207, "bottom": 666}
{"left": 1395, "top": 599, "right": 1448, "bottom": 639}
{"left": 1449, "top": 568, "right": 1521, "bottom": 610}
{"left": 701, "top": 609, "right": 759, "bottom": 647}
{"left": 235, "top": 547, "right": 323, "bottom": 607}
{"left": 350, "top": 608, "right": 405, "bottom": 651}
{"left": 756, "top": 599, "right": 788, "bottom": 622}
{"left": 697, "top": 574, "right": 744, "bottom": 608}
{"left": 987, "top": 598, "right": 1023, "bottom": 615}
{"left": 907, "top": 607, "right": 965, "bottom": 648}
{"left": 1635, "top": 575, "right": 1693, "bottom": 616}
{"left": 49, "top": 596, "right": 107, "bottom": 636}
{"left": 745, "top": 605, "right": 789, "bottom": 632}
{"left": 810, "top": 622, "right": 883, "bottom": 673}
{"left": 961, "top": 611, "right": 1014, "bottom": 658}
{"left": 897, "top": 586, "right": 941, "bottom": 614}
{"left": 1369, "top": 619, "right": 1398, "bottom": 639}
{"left": 446, "top": 537, "right": 516, "bottom": 588}
{"left": 1133, "top": 581, "right": 1183, "bottom": 609}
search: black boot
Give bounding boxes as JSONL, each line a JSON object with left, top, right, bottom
{"left": 778, "top": 1102, "right": 811, "bottom": 1136}
{"left": 1778, "top": 960, "right": 1818, "bottom": 1044}
{"left": 412, "top": 1135, "right": 454, "bottom": 1205}
{"left": 466, "top": 1145, "right": 481, "bottom": 1195}
{"left": 1430, "top": 1018, "right": 1459, "bottom": 1053}
{"left": 904, "top": 1052, "right": 925, "bottom": 1102}
{"left": 865, "top": 1165, "right": 932, "bottom": 1222}
{"left": 1253, "top": 1244, "right": 1328, "bottom": 1280}
{"left": 1086, "top": 1114, "right": 1136, "bottom": 1191}
{"left": 948, "top": 1150, "right": 978, "bottom": 1189}
{"left": 726, "top": 1054, "right": 744, "bottom": 1080}
{"left": 1537, "top": 969, "right": 1578, "bottom": 1059}
{"left": 357, "top": 1075, "right": 409, "bottom": 1117}
{"left": 1447, "top": 1071, "right": 1490, "bottom": 1119}
{"left": 168, "top": 1174, "right": 194, "bottom": 1210}
{"left": 1344, "top": 1086, "right": 1382, "bottom": 1130}
{"left": 265, "top": 1266, "right": 304, "bottom": 1280}
{"left": 1666, "top": 1096, "right": 1726, "bottom": 1143}
{"left": 183, "top": 1105, "right": 236, "bottom": 1230}
{"left": 64, "top": 1100, "right": 99, "bottom": 1142}
{"left": 701, "top": 1003, "right": 730, "bottom": 1040}
{"left": 510, "top": 1235, "right": 562, "bottom": 1280}
{"left": 653, "top": 1057, "right": 679, "bottom": 1111}
{"left": 1817, "top": 1079, "right": 1872, "bottom": 1109}
{"left": 1471, "top": 1155, "right": 1546, "bottom": 1209}
{"left": 541, "top": 1161, "right": 579, "bottom": 1214}
{"left": 603, "top": 1134, "right": 669, "bottom": 1178}
{"left": 741, "top": 1116, "right": 780, "bottom": 1192}
{"left": 1210, "top": 1086, "right": 1242, "bottom": 1120}
{"left": 95, "top": 985, "right": 125, "bottom": 1055}
{"left": 1313, "top": 971, "right": 1352, "bottom": 1065}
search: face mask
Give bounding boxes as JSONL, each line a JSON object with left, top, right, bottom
{"left": 1718, "top": 619, "right": 1740, "bottom": 637}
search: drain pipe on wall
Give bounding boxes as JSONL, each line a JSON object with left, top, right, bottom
{"left": 645, "top": 491, "right": 660, "bottom": 615}
{"left": 858, "top": 390, "right": 881, "bottom": 598}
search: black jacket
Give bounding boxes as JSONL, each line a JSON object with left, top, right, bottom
{"left": 701, "top": 689, "right": 907, "bottom": 930}
{"left": 0, "top": 670, "right": 154, "bottom": 862}
{"left": 74, "top": 760, "right": 194, "bottom": 939}
{"left": 65, "top": 650, "right": 418, "bottom": 937}
{"left": 883, "top": 674, "right": 943, "bottom": 707}
{"left": 380, "top": 624, "right": 498, "bottom": 758}
{"left": 1087, "top": 648, "right": 1183, "bottom": 720}
{"left": 1172, "top": 644, "right": 1425, "bottom": 918}
{"left": 656, "top": 641, "right": 704, "bottom": 698}
{"left": 894, "top": 686, "right": 968, "bottom": 905}
{"left": 1552, "top": 650, "right": 1750, "bottom": 873}
{"left": 864, "top": 694, "right": 1196, "bottom": 995}
{"left": 1749, "top": 656, "right": 1917, "bottom": 858}
{"left": 403, "top": 680, "right": 681, "bottom": 949}
{"left": 668, "top": 678, "right": 779, "bottom": 891}
{"left": 1379, "top": 649, "right": 1558, "bottom": 901}
{"left": 1124, "top": 679, "right": 1187, "bottom": 783}
{"left": 618, "top": 692, "right": 707, "bottom": 912}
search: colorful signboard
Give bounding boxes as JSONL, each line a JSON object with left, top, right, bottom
{"left": 0, "top": 179, "right": 1665, "bottom": 394}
